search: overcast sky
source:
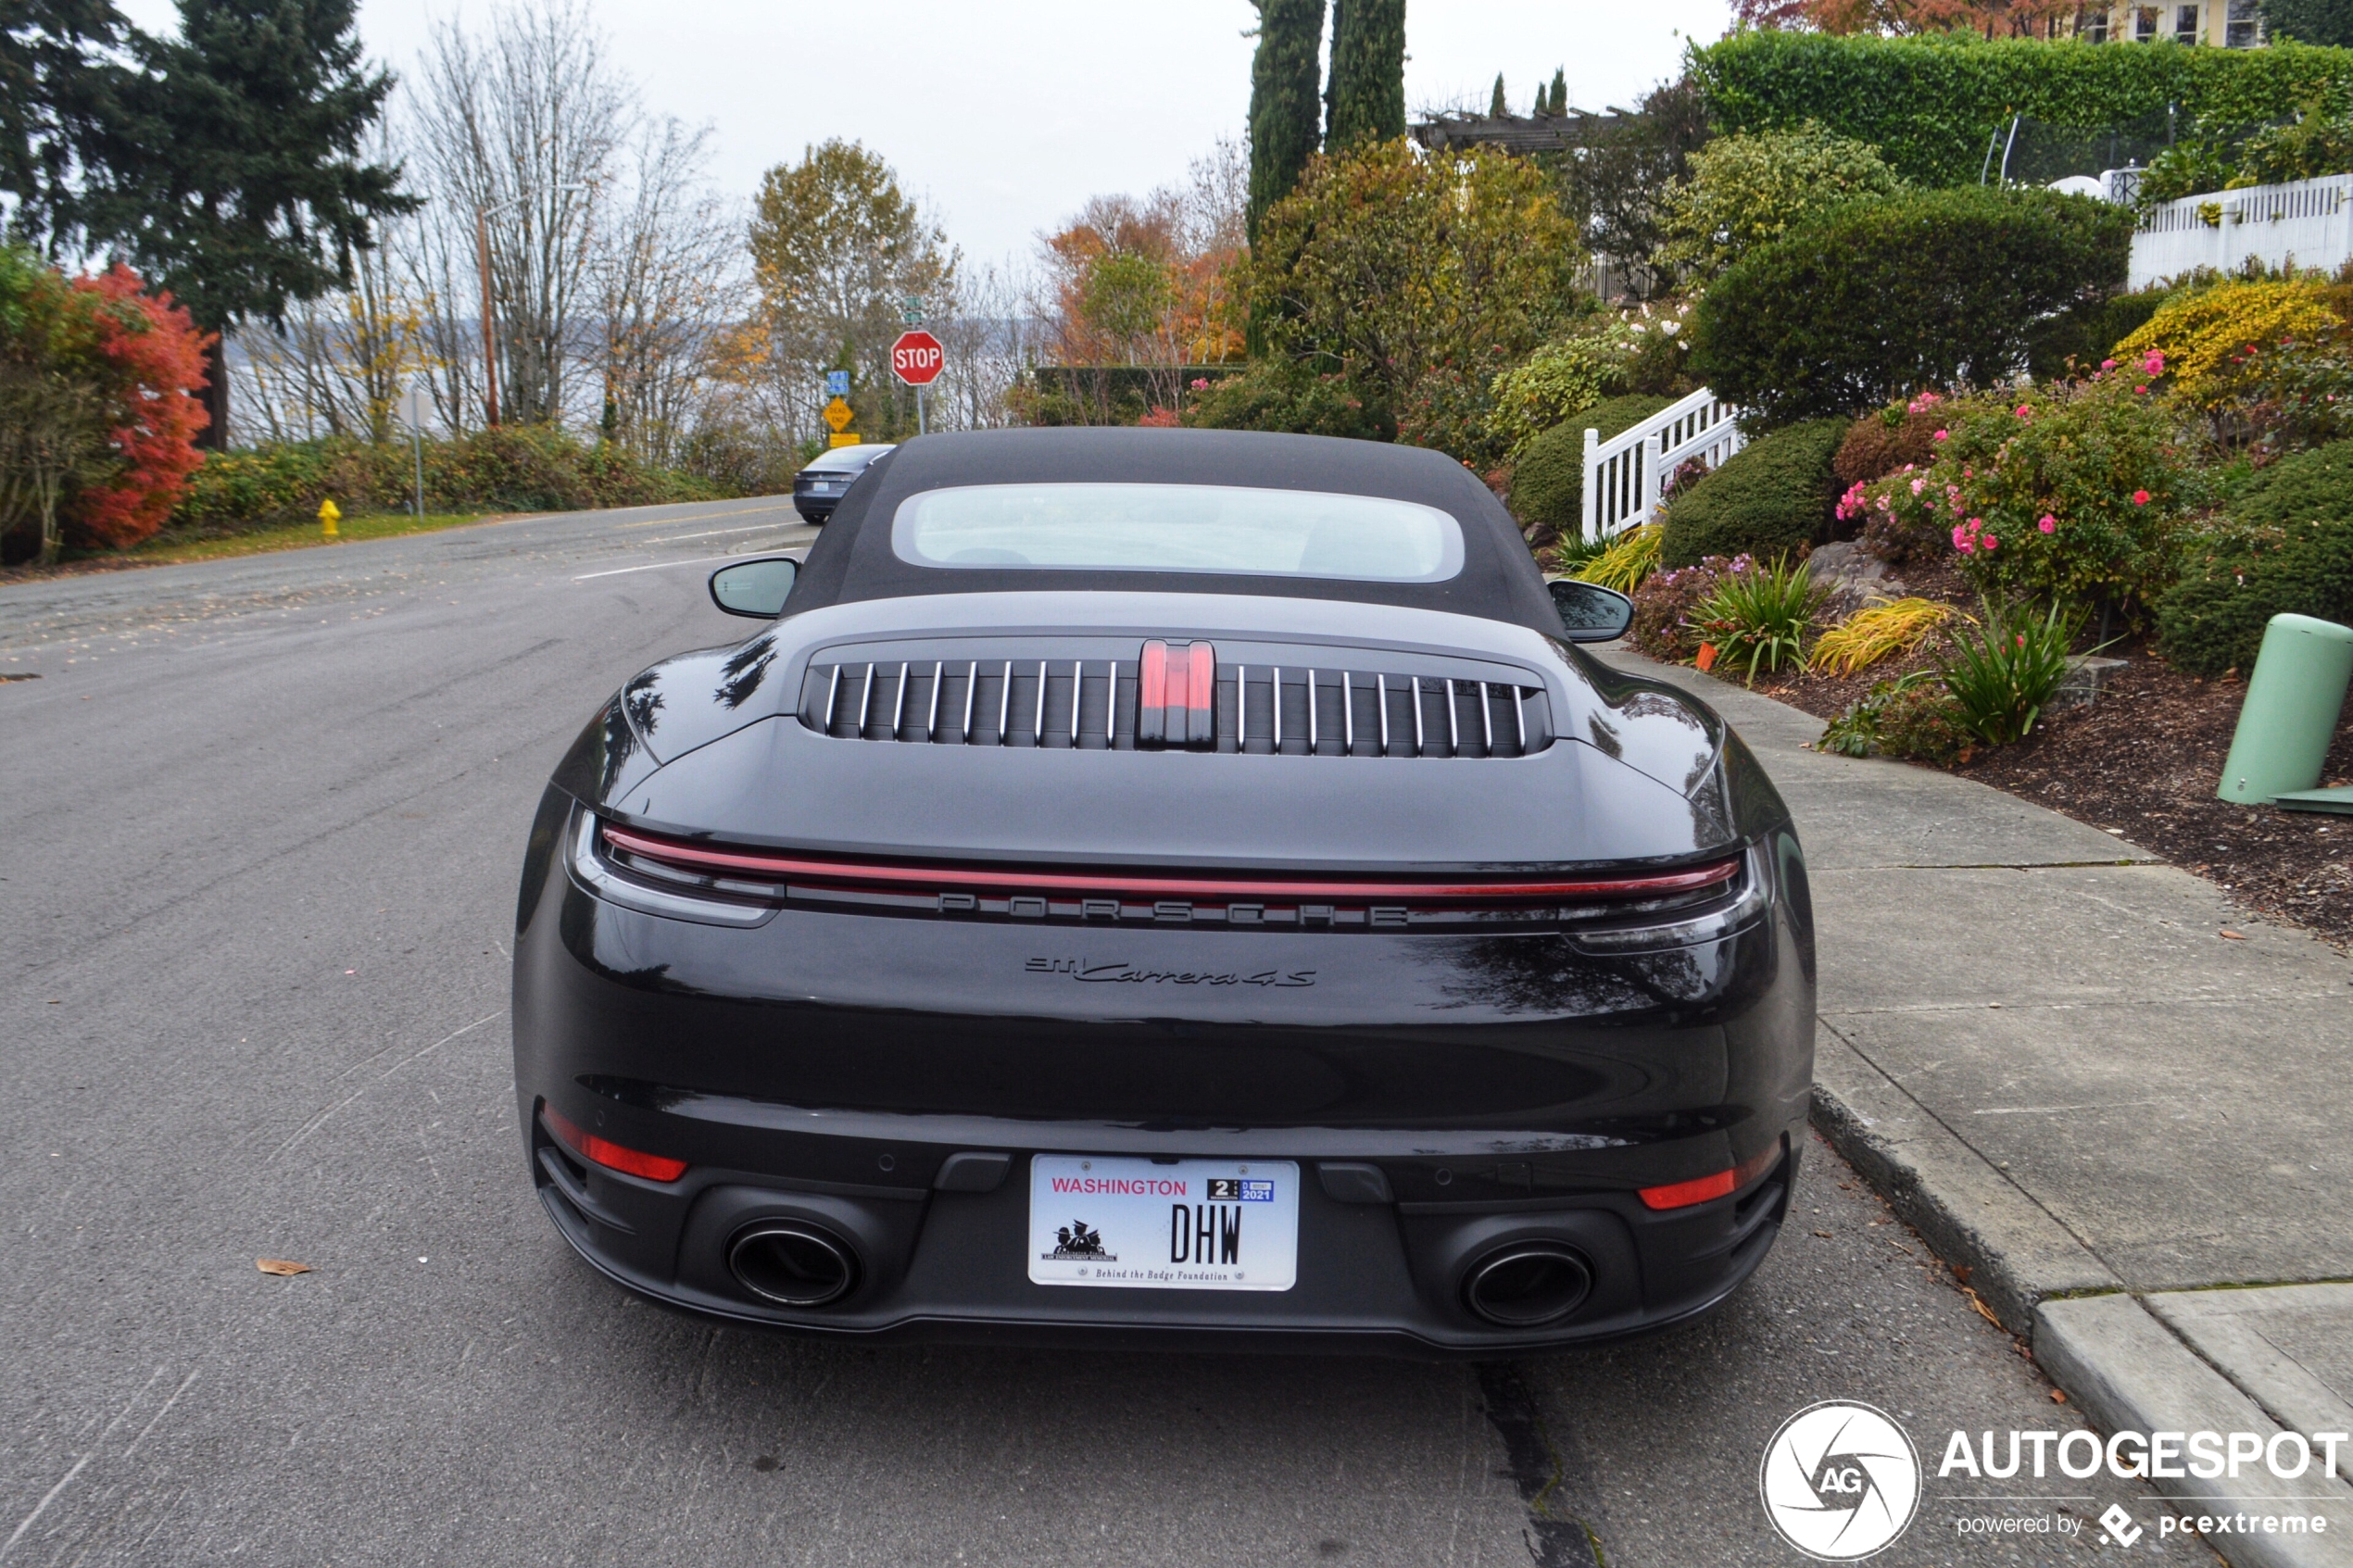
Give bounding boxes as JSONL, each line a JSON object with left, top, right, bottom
{"left": 119, "top": 0, "right": 1737, "bottom": 266}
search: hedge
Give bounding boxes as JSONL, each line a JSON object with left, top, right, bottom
{"left": 1690, "top": 31, "right": 2353, "bottom": 190}
{"left": 1692, "top": 187, "right": 2133, "bottom": 426}
{"left": 170, "top": 427, "right": 731, "bottom": 534}
{"left": 1659, "top": 418, "right": 1848, "bottom": 569}
{"left": 1506, "top": 394, "right": 1673, "bottom": 538}
{"left": 2156, "top": 439, "right": 2353, "bottom": 674}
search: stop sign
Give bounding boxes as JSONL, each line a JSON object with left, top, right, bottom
{"left": 891, "top": 330, "right": 944, "bottom": 386}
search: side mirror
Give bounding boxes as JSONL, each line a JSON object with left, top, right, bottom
{"left": 1547, "top": 577, "right": 1634, "bottom": 643}
{"left": 709, "top": 557, "right": 799, "bottom": 619}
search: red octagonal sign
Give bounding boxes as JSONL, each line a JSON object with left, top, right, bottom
{"left": 891, "top": 330, "right": 944, "bottom": 386}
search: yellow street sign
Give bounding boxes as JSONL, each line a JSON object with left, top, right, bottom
{"left": 318, "top": 497, "right": 341, "bottom": 538}
{"left": 828, "top": 433, "right": 862, "bottom": 447}
{"left": 823, "top": 396, "right": 854, "bottom": 433}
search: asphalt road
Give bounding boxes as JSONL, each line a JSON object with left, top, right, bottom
{"left": 0, "top": 499, "right": 2218, "bottom": 1567}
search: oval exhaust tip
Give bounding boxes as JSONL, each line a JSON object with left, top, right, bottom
{"left": 728, "top": 1223, "right": 859, "bottom": 1308}
{"left": 1463, "top": 1244, "right": 1592, "bottom": 1327}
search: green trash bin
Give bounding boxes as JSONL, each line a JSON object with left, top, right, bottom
{"left": 2217, "top": 612, "right": 2353, "bottom": 806}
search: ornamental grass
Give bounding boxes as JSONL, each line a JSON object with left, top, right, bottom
{"left": 1809, "top": 596, "right": 1957, "bottom": 676}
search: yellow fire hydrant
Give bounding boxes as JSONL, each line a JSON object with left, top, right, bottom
{"left": 319, "top": 497, "right": 341, "bottom": 538}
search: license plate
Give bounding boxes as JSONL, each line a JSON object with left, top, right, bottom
{"left": 1028, "top": 1155, "right": 1299, "bottom": 1291}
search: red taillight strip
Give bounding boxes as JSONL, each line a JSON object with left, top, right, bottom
{"left": 601, "top": 822, "right": 1738, "bottom": 904}
{"left": 543, "top": 1102, "right": 688, "bottom": 1184}
{"left": 1637, "top": 1142, "right": 1782, "bottom": 1211}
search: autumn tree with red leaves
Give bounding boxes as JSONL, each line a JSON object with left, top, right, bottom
{"left": 0, "top": 245, "right": 212, "bottom": 563}
{"left": 67, "top": 263, "right": 214, "bottom": 550}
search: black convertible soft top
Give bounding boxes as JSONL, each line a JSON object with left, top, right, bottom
{"left": 785, "top": 428, "right": 1561, "bottom": 636}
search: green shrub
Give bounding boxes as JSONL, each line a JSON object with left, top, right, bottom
{"left": 1180, "top": 361, "right": 1394, "bottom": 441}
{"left": 1692, "top": 187, "right": 2133, "bottom": 426}
{"left": 2027, "top": 288, "right": 2173, "bottom": 383}
{"left": 2156, "top": 439, "right": 2353, "bottom": 674}
{"left": 1939, "top": 599, "right": 2081, "bottom": 746}
{"left": 1819, "top": 671, "right": 1969, "bottom": 763}
{"left": 1691, "top": 31, "right": 2353, "bottom": 190}
{"left": 170, "top": 427, "right": 730, "bottom": 534}
{"left": 1659, "top": 418, "right": 1847, "bottom": 569}
{"left": 1485, "top": 317, "right": 1634, "bottom": 458}
{"left": 1688, "top": 555, "right": 1830, "bottom": 683}
{"left": 1653, "top": 124, "right": 1901, "bottom": 282}
{"left": 1505, "top": 393, "right": 1671, "bottom": 539}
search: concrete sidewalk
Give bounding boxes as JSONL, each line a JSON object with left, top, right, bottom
{"left": 1598, "top": 648, "right": 2353, "bottom": 1565}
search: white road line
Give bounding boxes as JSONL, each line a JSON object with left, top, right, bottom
{"left": 638, "top": 523, "right": 799, "bottom": 546}
{"left": 572, "top": 551, "right": 765, "bottom": 582}
{"left": 616, "top": 501, "right": 792, "bottom": 532}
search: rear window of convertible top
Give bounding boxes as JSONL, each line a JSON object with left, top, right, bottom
{"left": 889, "top": 483, "right": 1466, "bottom": 583}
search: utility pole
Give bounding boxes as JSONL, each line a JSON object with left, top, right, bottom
{"left": 472, "top": 186, "right": 588, "bottom": 432}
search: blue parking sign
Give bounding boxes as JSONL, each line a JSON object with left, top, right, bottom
{"left": 825, "top": 370, "right": 850, "bottom": 397}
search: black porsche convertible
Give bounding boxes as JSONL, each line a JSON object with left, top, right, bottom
{"left": 511, "top": 428, "right": 1814, "bottom": 1354}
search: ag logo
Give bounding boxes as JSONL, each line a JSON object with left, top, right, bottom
{"left": 1758, "top": 1401, "right": 1921, "bottom": 1560}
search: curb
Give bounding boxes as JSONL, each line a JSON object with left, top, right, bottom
{"left": 1807, "top": 1022, "right": 2120, "bottom": 1339}
{"left": 2034, "top": 1296, "right": 2353, "bottom": 1568}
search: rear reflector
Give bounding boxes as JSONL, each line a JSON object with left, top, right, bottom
{"left": 1637, "top": 1143, "right": 1781, "bottom": 1211}
{"left": 542, "top": 1103, "right": 687, "bottom": 1184}
{"left": 599, "top": 822, "right": 1741, "bottom": 907}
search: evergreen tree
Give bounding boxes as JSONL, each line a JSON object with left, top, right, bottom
{"left": 79, "top": 0, "right": 412, "bottom": 445}
{"left": 1246, "top": 0, "right": 1326, "bottom": 249}
{"left": 1325, "top": 0, "right": 1403, "bottom": 153}
{"left": 1489, "top": 73, "right": 1507, "bottom": 119}
{"left": 2259, "top": 0, "right": 2353, "bottom": 44}
{"left": 0, "top": 0, "right": 123, "bottom": 245}
{"left": 1549, "top": 68, "right": 1567, "bottom": 117}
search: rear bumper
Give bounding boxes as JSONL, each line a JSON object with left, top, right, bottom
{"left": 511, "top": 791, "right": 1815, "bottom": 1355}
{"left": 528, "top": 1102, "right": 1797, "bottom": 1356}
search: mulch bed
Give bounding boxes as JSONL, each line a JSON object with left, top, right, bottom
{"left": 1743, "top": 634, "right": 2353, "bottom": 948}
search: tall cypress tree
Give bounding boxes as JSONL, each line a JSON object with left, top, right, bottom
{"left": 1548, "top": 68, "right": 1567, "bottom": 117}
{"left": 1246, "top": 0, "right": 1326, "bottom": 249}
{"left": 1488, "top": 74, "right": 1507, "bottom": 119}
{"left": 1325, "top": 0, "right": 1403, "bottom": 153}
{"left": 79, "top": 0, "right": 412, "bottom": 445}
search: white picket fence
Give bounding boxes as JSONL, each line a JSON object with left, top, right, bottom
{"left": 2130, "top": 174, "right": 2353, "bottom": 288}
{"left": 1579, "top": 386, "right": 1746, "bottom": 545}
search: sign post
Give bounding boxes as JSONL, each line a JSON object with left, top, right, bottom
{"left": 396, "top": 386, "right": 430, "bottom": 521}
{"left": 891, "top": 328, "right": 944, "bottom": 435}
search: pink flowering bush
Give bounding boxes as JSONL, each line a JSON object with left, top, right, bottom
{"left": 1841, "top": 370, "right": 2204, "bottom": 617}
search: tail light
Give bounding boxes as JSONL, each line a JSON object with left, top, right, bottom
{"left": 542, "top": 1102, "right": 687, "bottom": 1183}
{"left": 1639, "top": 1142, "right": 1783, "bottom": 1211}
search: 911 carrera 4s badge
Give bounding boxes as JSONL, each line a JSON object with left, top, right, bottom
{"left": 1029, "top": 1156, "right": 1300, "bottom": 1291}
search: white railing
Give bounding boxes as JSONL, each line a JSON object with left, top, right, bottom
{"left": 2130, "top": 174, "right": 2353, "bottom": 288}
{"left": 1579, "top": 386, "right": 1746, "bottom": 544}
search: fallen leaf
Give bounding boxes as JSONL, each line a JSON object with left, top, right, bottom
{"left": 2220, "top": 930, "right": 2246, "bottom": 940}
{"left": 1814, "top": 1229, "right": 1833, "bottom": 1238}
{"left": 257, "top": 1259, "right": 310, "bottom": 1276}
{"left": 2049, "top": 1388, "right": 2068, "bottom": 1404}
{"left": 1963, "top": 1287, "right": 2003, "bottom": 1328}
{"left": 1952, "top": 1264, "right": 1972, "bottom": 1285}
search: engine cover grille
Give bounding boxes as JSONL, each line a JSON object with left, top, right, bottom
{"left": 795, "top": 638, "right": 1553, "bottom": 759}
